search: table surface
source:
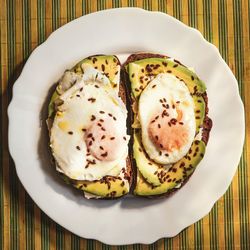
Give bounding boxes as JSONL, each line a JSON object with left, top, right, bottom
{"left": 1, "top": 0, "right": 249, "bottom": 249}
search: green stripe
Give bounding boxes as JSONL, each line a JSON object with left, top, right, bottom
{"left": 56, "top": 224, "right": 64, "bottom": 250}
{"left": 188, "top": 0, "right": 197, "bottom": 28}
{"left": 203, "top": 0, "right": 212, "bottom": 42}
{"left": 37, "top": 0, "right": 46, "bottom": 44}
{"left": 232, "top": 0, "right": 249, "bottom": 248}
{"left": 7, "top": 0, "right": 19, "bottom": 249}
{"left": 158, "top": 0, "right": 166, "bottom": 12}
{"left": 52, "top": 0, "right": 60, "bottom": 30}
{"left": 71, "top": 235, "right": 80, "bottom": 250}
{"left": 173, "top": 0, "right": 182, "bottom": 21}
{"left": 41, "top": 212, "right": 50, "bottom": 250}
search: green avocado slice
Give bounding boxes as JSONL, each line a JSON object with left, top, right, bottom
{"left": 48, "top": 55, "right": 128, "bottom": 198}
{"left": 134, "top": 140, "right": 206, "bottom": 196}
{"left": 127, "top": 56, "right": 207, "bottom": 196}
{"left": 73, "top": 55, "right": 120, "bottom": 89}
{"left": 128, "top": 58, "right": 206, "bottom": 99}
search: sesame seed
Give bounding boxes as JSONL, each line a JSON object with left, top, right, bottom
{"left": 97, "top": 123, "right": 102, "bottom": 127}
{"left": 82, "top": 128, "right": 86, "bottom": 132}
{"left": 160, "top": 144, "right": 163, "bottom": 149}
{"left": 167, "top": 70, "right": 172, "bottom": 73}
{"left": 101, "top": 64, "right": 105, "bottom": 71}
{"left": 165, "top": 153, "right": 169, "bottom": 157}
{"left": 172, "top": 104, "right": 176, "bottom": 109}
{"left": 135, "top": 88, "right": 139, "bottom": 92}
{"left": 88, "top": 141, "right": 92, "bottom": 147}
{"left": 131, "top": 73, "right": 135, "bottom": 78}
{"left": 113, "top": 117, "right": 117, "bottom": 121}
{"left": 176, "top": 101, "right": 180, "bottom": 103}
{"left": 99, "top": 111, "right": 105, "bottom": 114}
{"left": 179, "top": 122, "right": 184, "bottom": 125}
{"left": 191, "top": 75, "right": 195, "bottom": 81}
{"left": 108, "top": 113, "right": 112, "bottom": 117}
{"left": 100, "top": 146, "right": 104, "bottom": 150}
{"left": 99, "top": 119, "right": 104, "bottom": 122}
{"left": 123, "top": 136, "right": 126, "bottom": 141}
{"left": 159, "top": 151, "right": 162, "bottom": 156}
{"left": 115, "top": 71, "right": 118, "bottom": 75}
{"left": 155, "top": 115, "right": 159, "bottom": 120}
{"left": 152, "top": 84, "right": 156, "bottom": 88}
{"left": 158, "top": 124, "right": 161, "bottom": 129}
{"left": 113, "top": 84, "right": 117, "bottom": 88}
{"left": 80, "top": 87, "right": 83, "bottom": 92}
{"left": 151, "top": 119, "right": 155, "bottom": 123}
{"left": 155, "top": 135, "right": 159, "bottom": 140}
{"left": 94, "top": 85, "right": 99, "bottom": 88}
{"left": 68, "top": 131, "right": 73, "bottom": 135}
{"left": 162, "top": 62, "right": 167, "bottom": 67}
{"left": 101, "top": 135, "right": 105, "bottom": 140}
{"left": 76, "top": 94, "right": 81, "bottom": 97}
{"left": 76, "top": 146, "right": 81, "bottom": 150}
{"left": 110, "top": 137, "right": 115, "bottom": 140}
{"left": 101, "top": 127, "right": 106, "bottom": 131}
{"left": 91, "top": 115, "right": 96, "bottom": 121}
{"left": 148, "top": 162, "right": 153, "bottom": 165}
{"left": 173, "top": 64, "right": 178, "bottom": 68}
{"left": 138, "top": 148, "right": 142, "bottom": 152}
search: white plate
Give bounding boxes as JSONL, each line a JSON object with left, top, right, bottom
{"left": 8, "top": 8, "right": 245, "bottom": 245}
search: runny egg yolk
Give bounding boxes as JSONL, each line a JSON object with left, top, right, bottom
{"left": 148, "top": 106, "right": 189, "bottom": 153}
{"left": 84, "top": 116, "right": 125, "bottom": 162}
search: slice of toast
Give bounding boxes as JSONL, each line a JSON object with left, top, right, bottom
{"left": 123, "top": 53, "right": 212, "bottom": 198}
{"left": 47, "top": 55, "right": 132, "bottom": 199}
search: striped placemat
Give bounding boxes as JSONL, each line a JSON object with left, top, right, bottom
{"left": 1, "top": 0, "right": 249, "bottom": 249}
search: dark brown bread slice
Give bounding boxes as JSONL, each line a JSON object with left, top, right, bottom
{"left": 48, "top": 55, "right": 132, "bottom": 200}
{"left": 123, "top": 52, "right": 212, "bottom": 198}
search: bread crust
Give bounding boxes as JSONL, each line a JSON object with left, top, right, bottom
{"left": 122, "top": 53, "right": 213, "bottom": 198}
{"left": 48, "top": 55, "right": 132, "bottom": 200}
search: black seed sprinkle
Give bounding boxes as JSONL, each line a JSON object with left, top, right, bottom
{"left": 100, "top": 146, "right": 104, "bottom": 150}
{"left": 79, "top": 87, "right": 83, "bottom": 92}
{"left": 172, "top": 104, "right": 176, "bottom": 109}
{"left": 105, "top": 59, "right": 108, "bottom": 65}
{"left": 68, "top": 131, "right": 73, "bottom": 135}
{"left": 87, "top": 133, "right": 93, "bottom": 138}
{"left": 88, "top": 98, "right": 96, "bottom": 103}
{"left": 148, "top": 162, "right": 153, "bottom": 165}
{"left": 101, "top": 64, "right": 105, "bottom": 71}
{"left": 131, "top": 73, "right": 135, "bottom": 78}
{"left": 101, "top": 152, "right": 108, "bottom": 157}
{"left": 152, "top": 84, "right": 156, "bottom": 88}
{"left": 99, "top": 119, "right": 104, "bottom": 122}
{"left": 165, "top": 153, "right": 169, "bottom": 157}
{"left": 97, "top": 123, "right": 102, "bottom": 127}
{"left": 167, "top": 70, "right": 172, "bottom": 73}
{"left": 99, "top": 111, "right": 105, "bottom": 114}
{"left": 179, "top": 122, "right": 184, "bottom": 125}
{"left": 113, "top": 117, "right": 117, "bottom": 121}
{"left": 173, "top": 64, "right": 178, "bottom": 68}
{"left": 160, "top": 144, "right": 163, "bottom": 149}
{"left": 162, "top": 62, "right": 168, "bottom": 67}
{"left": 76, "top": 146, "right": 81, "bottom": 150}
{"left": 101, "top": 127, "right": 106, "bottom": 131}
{"left": 88, "top": 141, "right": 92, "bottom": 147}
{"left": 113, "top": 84, "right": 117, "bottom": 88}
{"left": 76, "top": 94, "right": 80, "bottom": 97}
{"left": 123, "top": 136, "right": 126, "bottom": 141}
{"left": 91, "top": 115, "right": 96, "bottom": 121}
{"left": 159, "top": 151, "right": 162, "bottom": 156}
{"left": 191, "top": 75, "right": 195, "bottom": 81}
{"left": 101, "top": 135, "right": 106, "bottom": 140}
{"left": 110, "top": 137, "right": 115, "bottom": 140}
{"left": 82, "top": 128, "right": 86, "bottom": 132}
{"left": 158, "top": 124, "right": 161, "bottom": 129}
{"left": 94, "top": 85, "right": 99, "bottom": 88}
{"left": 135, "top": 88, "right": 139, "bottom": 92}
{"left": 155, "top": 135, "right": 159, "bottom": 141}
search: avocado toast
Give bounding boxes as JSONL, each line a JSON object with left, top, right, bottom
{"left": 47, "top": 55, "right": 132, "bottom": 199}
{"left": 124, "top": 53, "right": 212, "bottom": 197}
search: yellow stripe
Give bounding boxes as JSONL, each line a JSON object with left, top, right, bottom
{"left": 60, "top": 0, "right": 67, "bottom": 26}
{"left": 167, "top": 0, "right": 174, "bottom": 16}
{"left": 181, "top": 0, "right": 188, "bottom": 25}
{"left": 211, "top": 0, "right": 219, "bottom": 48}
{"left": 34, "top": 205, "right": 41, "bottom": 250}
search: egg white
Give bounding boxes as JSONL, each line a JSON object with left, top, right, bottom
{"left": 138, "top": 73, "right": 196, "bottom": 165}
{"left": 50, "top": 68, "right": 129, "bottom": 181}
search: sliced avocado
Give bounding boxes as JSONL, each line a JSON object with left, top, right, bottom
{"left": 48, "top": 91, "right": 59, "bottom": 118}
{"left": 73, "top": 55, "right": 120, "bottom": 89}
{"left": 193, "top": 95, "right": 206, "bottom": 133}
{"left": 127, "top": 58, "right": 206, "bottom": 99}
{"left": 133, "top": 131, "right": 167, "bottom": 187}
{"left": 49, "top": 55, "right": 127, "bottom": 199}
{"left": 134, "top": 140, "right": 206, "bottom": 196}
